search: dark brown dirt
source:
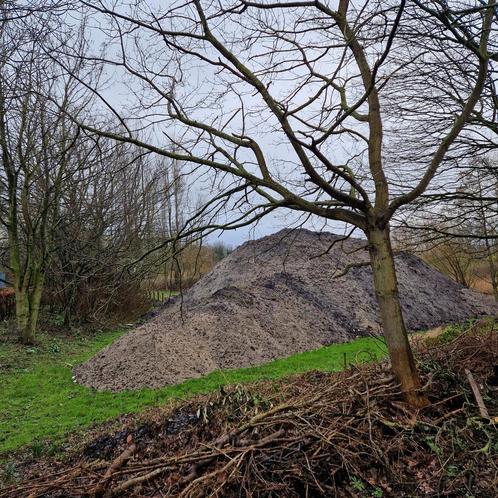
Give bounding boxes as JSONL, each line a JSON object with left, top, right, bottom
{"left": 73, "top": 229, "right": 497, "bottom": 391}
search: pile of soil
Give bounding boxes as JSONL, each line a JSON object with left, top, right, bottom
{"left": 4, "top": 327, "right": 497, "bottom": 497}
{"left": 74, "top": 229, "right": 497, "bottom": 391}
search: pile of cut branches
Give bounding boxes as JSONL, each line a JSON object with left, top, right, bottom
{"left": 2, "top": 328, "right": 497, "bottom": 497}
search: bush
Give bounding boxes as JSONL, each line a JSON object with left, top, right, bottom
{"left": 0, "top": 289, "right": 15, "bottom": 319}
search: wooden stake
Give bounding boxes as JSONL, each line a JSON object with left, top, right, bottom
{"left": 465, "top": 369, "right": 490, "bottom": 420}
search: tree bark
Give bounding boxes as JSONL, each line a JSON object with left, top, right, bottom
{"left": 368, "top": 225, "right": 428, "bottom": 408}
{"left": 488, "top": 251, "right": 498, "bottom": 302}
{"left": 28, "top": 270, "right": 45, "bottom": 339}
{"left": 15, "top": 289, "right": 34, "bottom": 345}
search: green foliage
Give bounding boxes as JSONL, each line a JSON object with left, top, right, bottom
{"left": 350, "top": 476, "right": 384, "bottom": 497}
{"left": 48, "top": 342, "right": 61, "bottom": 354}
{"left": 424, "top": 436, "right": 441, "bottom": 455}
{"left": 45, "top": 311, "right": 66, "bottom": 327}
{"left": 211, "top": 241, "right": 232, "bottom": 262}
{"left": 350, "top": 476, "right": 366, "bottom": 492}
{"left": 148, "top": 290, "right": 179, "bottom": 302}
{"left": 424, "top": 317, "right": 496, "bottom": 347}
{"left": 445, "top": 465, "right": 459, "bottom": 477}
{"left": 437, "top": 322, "right": 468, "bottom": 344}
{"left": 1, "top": 461, "right": 18, "bottom": 483}
{"left": 0, "top": 328, "right": 386, "bottom": 455}
{"left": 28, "top": 441, "right": 45, "bottom": 459}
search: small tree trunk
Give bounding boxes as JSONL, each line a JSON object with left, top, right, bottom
{"left": 63, "top": 307, "right": 71, "bottom": 327}
{"left": 15, "top": 289, "right": 34, "bottom": 345}
{"left": 28, "top": 271, "right": 45, "bottom": 338}
{"left": 484, "top": 240, "right": 498, "bottom": 302}
{"left": 489, "top": 254, "right": 498, "bottom": 302}
{"left": 368, "top": 226, "right": 428, "bottom": 408}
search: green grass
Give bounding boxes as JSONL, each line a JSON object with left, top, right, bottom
{"left": 0, "top": 326, "right": 387, "bottom": 456}
{"left": 148, "top": 290, "right": 179, "bottom": 302}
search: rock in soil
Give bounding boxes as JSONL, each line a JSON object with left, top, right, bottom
{"left": 73, "top": 229, "right": 497, "bottom": 391}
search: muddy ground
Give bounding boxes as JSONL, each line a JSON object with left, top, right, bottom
{"left": 74, "top": 229, "right": 497, "bottom": 391}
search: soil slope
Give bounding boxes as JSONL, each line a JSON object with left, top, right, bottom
{"left": 74, "top": 229, "right": 497, "bottom": 390}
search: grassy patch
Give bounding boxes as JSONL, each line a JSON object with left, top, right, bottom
{"left": 148, "top": 290, "right": 179, "bottom": 302}
{"left": 422, "top": 316, "right": 496, "bottom": 347}
{"left": 0, "top": 327, "right": 386, "bottom": 456}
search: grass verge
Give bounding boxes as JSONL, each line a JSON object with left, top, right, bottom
{"left": 148, "top": 290, "right": 179, "bottom": 302}
{"left": 0, "top": 327, "right": 387, "bottom": 456}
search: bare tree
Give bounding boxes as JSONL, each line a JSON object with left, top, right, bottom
{"left": 0, "top": 2, "right": 92, "bottom": 343}
{"left": 46, "top": 137, "right": 168, "bottom": 325}
{"left": 397, "top": 156, "right": 498, "bottom": 299}
{"left": 59, "top": 0, "right": 497, "bottom": 406}
{"left": 157, "top": 155, "right": 188, "bottom": 289}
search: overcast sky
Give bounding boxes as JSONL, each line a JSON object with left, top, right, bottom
{"left": 77, "top": 1, "right": 362, "bottom": 248}
{"left": 73, "top": 0, "right": 496, "bottom": 249}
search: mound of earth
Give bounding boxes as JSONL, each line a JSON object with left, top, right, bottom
{"left": 74, "top": 229, "right": 497, "bottom": 391}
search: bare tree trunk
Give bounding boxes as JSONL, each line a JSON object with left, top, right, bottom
{"left": 487, "top": 246, "right": 498, "bottom": 302}
{"left": 493, "top": 184, "right": 498, "bottom": 301}
{"left": 368, "top": 225, "right": 428, "bottom": 408}
{"left": 6, "top": 205, "right": 35, "bottom": 344}
{"left": 13, "top": 270, "right": 44, "bottom": 345}
{"left": 15, "top": 289, "right": 33, "bottom": 344}
{"left": 28, "top": 270, "right": 45, "bottom": 338}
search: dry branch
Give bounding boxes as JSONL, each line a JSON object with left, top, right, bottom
{"left": 93, "top": 442, "right": 137, "bottom": 497}
{"left": 465, "top": 368, "right": 490, "bottom": 419}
